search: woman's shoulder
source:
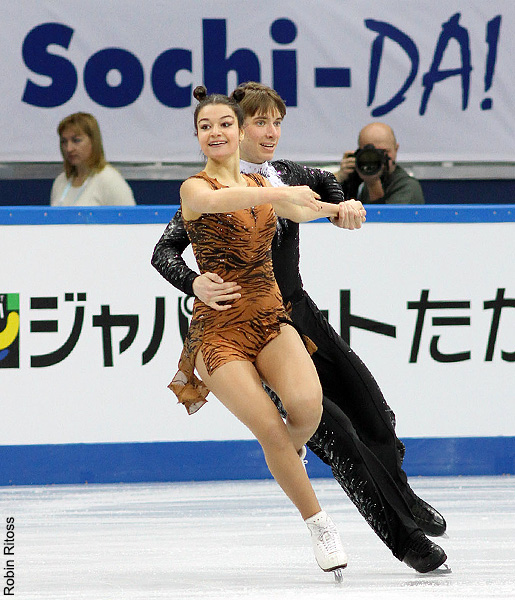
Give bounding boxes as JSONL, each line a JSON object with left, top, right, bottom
{"left": 93, "top": 164, "right": 132, "bottom": 190}
{"left": 50, "top": 171, "right": 68, "bottom": 194}
{"left": 184, "top": 171, "right": 222, "bottom": 191}
{"left": 52, "top": 171, "right": 68, "bottom": 185}
{"left": 50, "top": 171, "right": 69, "bottom": 204}
{"left": 94, "top": 163, "right": 124, "bottom": 181}
{"left": 243, "top": 172, "right": 267, "bottom": 187}
{"left": 91, "top": 164, "right": 135, "bottom": 204}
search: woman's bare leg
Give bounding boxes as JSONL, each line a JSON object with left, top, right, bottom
{"left": 256, "top": 324, "right": 323, "bottom": 453}
{"left": 195, "top": 354, "right": 321, "bottom": 520}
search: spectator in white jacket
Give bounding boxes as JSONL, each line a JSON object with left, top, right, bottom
{"left": 51, "top": 112, "right": 135, "bottom": 206}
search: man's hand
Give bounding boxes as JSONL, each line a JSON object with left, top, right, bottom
{"left": 334, "top": 151, "right": 356, "bottom": 183}
{"left": 356, "top": 165, "right": 385, "bottom": 202}
{"left": 330, "top": 200, "right": 366, "bottom": 230}
{"left": 192, "top": 272, "right": 241, "bottom": 311}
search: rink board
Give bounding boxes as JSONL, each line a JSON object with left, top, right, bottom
{"left": 1, "top": 437, "right": 515, "bottom": 486}
{"left": 1, "top": 205, "right": 514, "bottom": 485}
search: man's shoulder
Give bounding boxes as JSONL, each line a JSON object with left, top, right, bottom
{"left": 388, "top": 165, "right": 422, "bottom": 187}
{"left": 390, "top": 164, "right": 412, "bottom": 180}
{"left": 271, "top": 158, "right": 296, "bottom": 171}
{"left": 271, "top": 159, "right": 332, "bottom": 181}
{"left": 384, "top": 165, "right": 424, "bottom": 203}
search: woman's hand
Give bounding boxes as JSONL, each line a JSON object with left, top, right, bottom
{"left": 286, "top": 185, "right": 322, "bottom": 212}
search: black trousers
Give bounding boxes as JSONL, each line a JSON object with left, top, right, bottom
{"left": 287, "top": 291, "right": 421, "bottom": 559}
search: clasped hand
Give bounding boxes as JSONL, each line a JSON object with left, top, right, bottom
{"left": 192, "top": 197, "right": 365, "bottom": 312}
{"left": 288, "top": 185, "right": 323, "bottom": 211}
{"left": 330, "top": 200, "right": 366, "bottom": 230}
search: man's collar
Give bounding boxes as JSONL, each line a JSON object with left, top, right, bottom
{"left": 240, "top": 160, "right": 269, "bottom": 176}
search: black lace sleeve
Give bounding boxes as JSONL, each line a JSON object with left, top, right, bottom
{"left": 151, "top": 208, "right": 198, "bottom": 296}
{"left": 271, "top": 159, "right": 344, "bottom": 204}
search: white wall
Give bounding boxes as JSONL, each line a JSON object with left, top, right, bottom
{"left": 2, "top": 219, "right": 514, "bottom": 445}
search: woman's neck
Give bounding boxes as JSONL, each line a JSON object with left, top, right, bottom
{"left": 72, "top": 165, "right": 91, "bottom": 186}
{"left": 204, "top": 155, "right": 246, "bottom": 187}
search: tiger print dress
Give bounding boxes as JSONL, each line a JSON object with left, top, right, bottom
{"left": 169, "top": 171, "right": 291, "bottom": 414}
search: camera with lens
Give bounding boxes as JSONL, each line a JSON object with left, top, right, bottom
{"left": 351, "top": 144, "right": 389, "bottom": 177}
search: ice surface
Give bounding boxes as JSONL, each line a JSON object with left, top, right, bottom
{"left": 1, "top": 476, "right": 514, "bottom": 599}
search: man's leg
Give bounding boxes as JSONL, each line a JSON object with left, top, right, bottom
{"left": 290, "top": 293, "right": 446, "bottom": 537}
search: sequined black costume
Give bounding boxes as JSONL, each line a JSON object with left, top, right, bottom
{"left": 151, "top": 159, "right": 446, "bottom": 563}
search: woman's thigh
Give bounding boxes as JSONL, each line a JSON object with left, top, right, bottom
{"left": 255, "top": 324, "right": 322, "bottom": 416}
{"left": 195, "top": 352, "right": 287, "bottom": 442}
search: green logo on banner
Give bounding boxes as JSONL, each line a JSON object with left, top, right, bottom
{"left": 0, "top": 294, "right": 20, "bottom": 368}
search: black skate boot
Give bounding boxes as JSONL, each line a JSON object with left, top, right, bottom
{"left": 402, "top": 530, "right": 447, "bottom": 573}
{"left": 410, "top": 496, "right": 447, "bottom": 537}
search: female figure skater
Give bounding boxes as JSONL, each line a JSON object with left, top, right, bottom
{"left": 153, "top": 82, "right": 448, "bottom": 573}
{"left": 169, "top": 86, "right": 353, "bottom": 579}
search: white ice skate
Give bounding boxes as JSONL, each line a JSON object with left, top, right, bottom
{"left": 305, "top": 510, "right": 347, "bottom": 583}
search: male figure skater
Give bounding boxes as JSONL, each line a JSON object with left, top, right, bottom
{"left": 152, "top": 82, "right": 448, "bottom": 573}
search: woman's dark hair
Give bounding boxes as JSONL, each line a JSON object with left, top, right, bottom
{"left": 193, "top": 85, "right": 245, "bottom": 132}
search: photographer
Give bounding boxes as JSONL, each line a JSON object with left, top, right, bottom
{"left": 334, "top": 122, "right": 424, "bottom": 204}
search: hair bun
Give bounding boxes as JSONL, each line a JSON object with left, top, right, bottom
{"left": 231, "top": 88, "right": 245, "bottom": 103}
{"left": 193, "top": 85, "right": 208, "bottom": 102}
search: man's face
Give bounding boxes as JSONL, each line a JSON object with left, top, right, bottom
{"left": 359, "top": 127, "right": 398, "bottom": 174}
{"left": 240, "top": 109, "right": 283, "bottom": 164}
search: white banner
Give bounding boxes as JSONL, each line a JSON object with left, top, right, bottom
{"left": 2, "top": 1, "right": 514, "bottom": 163}
{"left": 1, "top": 220, "right": 514, "bottom": 445}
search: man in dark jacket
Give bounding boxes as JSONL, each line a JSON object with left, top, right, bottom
{"left": 151, "top": 82, "right": 448, "bottom": 574}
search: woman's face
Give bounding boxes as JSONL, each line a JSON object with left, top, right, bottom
{"left": 60, "top": 127, "right": 93, "bottom": 170}
{"left": 240, "top": 108, "right": 282, "bottom": 164}
{"left": 196, "top": 104, "right": 242, "bottom": 160}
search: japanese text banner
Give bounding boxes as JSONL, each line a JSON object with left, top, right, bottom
{"left": 1, "top": 218, "right": 514, "bottom": 445}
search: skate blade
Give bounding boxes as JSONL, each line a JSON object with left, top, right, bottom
{"left": 425, "top": 531, "right": 449, "bottom": 540}
{"left": 418, "top": 563, "right": 452, "bottom": 576}
{"left": 333, "top": 567, "right": 344, "bottom": 584}
{"left": 326, "top": 563, "right": 346, "bottom": 584}
{"left": 435, "top": 563, "right": 452, "bottom": 574}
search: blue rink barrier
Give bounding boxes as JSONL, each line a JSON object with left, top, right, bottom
{"left": 1, "top": 204, "right": 515, "bottom": 225}
{"left": 0, "top": 437, "right": 514, "bottom": 486}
